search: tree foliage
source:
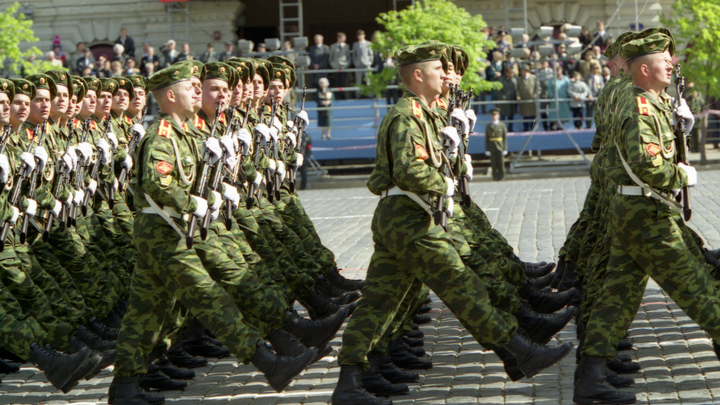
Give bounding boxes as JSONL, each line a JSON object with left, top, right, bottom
{"left": 363, "top": 0, "right": 499, "bottom": 97}
{"left": 662, "top": 0, "right": 720, "bottom": 99}
{"left": 0, "top": 2, "right": 60, "bottom": 76}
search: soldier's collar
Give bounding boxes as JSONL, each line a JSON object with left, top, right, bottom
{"left": 403, "top": 89, "right": 434, "bottom": 116}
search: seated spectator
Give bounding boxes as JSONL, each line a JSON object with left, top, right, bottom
{"left": 98, "top": 58, "right": 112, "bottom": 78}
{"left": 76, "top": 48, "right": 96, "bottom": 74}
{"left": 52, "top": 44, "right": 67, "bottom": 68}
{"left": 577, "top": 51, "right": 600, "bottom": 78}
{"left": 81, "top": 66, "right": 94, "bottom": 77}
{"left": 140, "top": 46, "right": 160, "bottom": 76}
{"left": 568, "top": 71, "right": 589, "bottom": 129}
{"left": 111, "top": 43, "right": 126, "bottom": 66}
{"left": 46, "top": 51, "right": 63, "bottom": 67}
{"left": 144, "top": 62, "right": 156, "bottom": 77}
{"left": 199, "top": 44, "right": 217, "bottom": 63}
{"left": 159, "top": 39, "right": 179, "bottom": 67}
{"left": 579, "top": 27, "right": 592, "bottom": 47}
{"left": 124, "top": 57, "right": 140, "bottom": 75}
{"left": 177, "top": 43, "right": 193, "bottom": 61}
{"left": 515, "top": 33, "right": 531, "bottom": 49}
{"left": 219, "top": 42, "right": 236, "bottom": 61}
{"left": 592, "top": 45, "right": 609, "bottom": 66}
{"left": 110, "top": 60, "right": 124, "bottom": 77}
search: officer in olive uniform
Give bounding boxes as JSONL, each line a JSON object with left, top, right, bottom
{"left": 485, "top": 108, "right": 507, "bottom": 180}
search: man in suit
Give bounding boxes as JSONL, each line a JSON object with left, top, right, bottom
{"left": 115, "top": 28, "right": 135, "bottom": 59}
{"left": 329, "top": 32, "right": 351, "bottom": 99}
{"left": 219, "top": 42, "right": 236, "bottom": 61}
{"left": 351, "top": 30, "right": 374, "bottom": 98}
{"left": 199, "top": 44, "right": 218, "bottom": 63}
{"left": 309, "top": 34, "right": 330, "bottom": 87}
{"left": 159, "top": 39, "right": 179, "bottom": 67}
{"left": 76, "top": 48, "right": 96, "bottom": 75}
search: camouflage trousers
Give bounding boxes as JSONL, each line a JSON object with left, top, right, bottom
{"left": 582, "top": 195, "right": 720, "bottom": 359}
{"left": 277, "top": 191, "right": 336, "bottom": 270}
{"left": 114, "top": 214, "right": 262, "bottom": 377}
{"left": 338, "top": 196, "right": 517, "bottom": 368}
{"left": 462, "top": 201, "right": 514, "bottom": 260}
{"left": 557, "top": 174, "right": 602, "bottom": 264}
{"left": 0, "top": 279, "right": 48, "bottom": 359}
{"left": 92, "top": 197, "right": 136, "bottom": 274}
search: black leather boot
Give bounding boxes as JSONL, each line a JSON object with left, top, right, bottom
{"left": 0, "top": 358, "right": 19, "bottom": 374}
{"left": 88, "top": 316, "right": 120, "bottom": 341}
{"left": 527, "top": 271, "right": 556, "bottom": 289}
{"left": 316, "top": 275, "right": 350, "bottom": 298}
{"left": 520, "top": 281, "right": 577, "bottom": 314}
{"left": 389, "top": 345, "right": 432, "bottom": 370}
{"left": 413, "top": 314, "right": 431, "bottom": 325}
{"left": 66, "top": 337, "right": 115, "bottom": 376}
{"left": 250, "top": 341, "right": 317, "bottom": 392}
{"left": 331, "top": 365, "right": 393, "bottom": 405}
{"left": 361, "top": 364, "right": 409, "bottom": 396}
{"left": 299, "top": 288, "right": 343, "bottom": 320}
{"left": 139, "top": 368, "right": 187, "bottom": 391}
{"left": 522, "top": 262, "right": 555, "bottom": 278}
{"left": 326, "top": 266, "right": 365, "bottom": 291}
{"left": 516, "top": 303, "right": 575, "bottom": 345}
{"left": 617, "top": 339, "right": 633, "bottom": 351}
{"left": 504, "top": 333, "right": 573, "bottom": 378}
{"left": 550, "top": 258, "right": 567, "bottom": 290}
{"left": 391, "top": 337, "right": 424, "bottom": 357}
{"left": 268, "top": 328, "right": 332, "bottom": 363}
{"left": 76, "top": 325, "right": 116, "bottom": 351}
{"left": 108, "top": 375, "right": 165, "bottom": 405}
{"left": 283, "top": 307, "right": 349, "bottom": 349}
{"left": 372, "top": 353, "right": 419, "bottom": 384}
{"left": 606, "top": 366, "right": 634, "bottom": 387}
{"left": 573, "top": 356, "right": 636, "bottom": 404}
{"left": 402, "top": 336, "right": 424, "bottom": 348}
{"left": 157, "top": 363, "right": 195, "bottom": 380}
{"left": 182, "top": 336, "right": 230, "bottom": 359}
{"left": 28, "top": 343, "right": 100, "bottom": 393}
{"left": 417, "top": 305, "right": 431, "bottom": 314}
{"left": 405, "top": 329, "right": 424, "bottom": 339}
{"left": 557, "top": 261, "right": 577, "bottom": 292}
{"left": 607, "top": 357, "right": 641, "bottom": 374}
{"left": 492, "top": 347, "right": 524, "bottom": 381}
{"left": 163, "top": 347, "right": 207, "bottom": 369}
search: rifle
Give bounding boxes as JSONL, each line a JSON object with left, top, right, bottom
{"left": 68, "top": 120, "right": 91, "bottom": 225}
{"left": 43, "top": 127, "right": 75, "bottom": 241}
{"left": 288, "top": 86, "right": 307, "bottom": 193}
{"left": 187, "top": 102, "right": 222, "bottom": 248}
{"left": 117, "top": 105, "right": 148, "bottom": 192}
{"left": 82, "top": 114, "right": 114, "bottom": 211}
{"left": 200, "top": 104, "right": 234, "bottom": 240}
{"left": 269, "top": 100, "right": 282, "bottom": 202}
{"left": 455, "top": 86, "right": 473, "bottom": 207}
{"left": 434, "top": 87, "right": 456, "bottom": 231}
{"left": 19, "top": 121, "right": 48, "bottom": 244}
{"left": 674, "top": 64, "right": 692, "bottom": 221}
{"left": 225, "top": 101, "right": 252, "bottom": 230}
{"left": 246, "top": 102, "right": 267, "bottom": 209}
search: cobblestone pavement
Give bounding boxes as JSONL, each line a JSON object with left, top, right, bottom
{"left": 2, "top": 171, "right": 720, "bottom": 405}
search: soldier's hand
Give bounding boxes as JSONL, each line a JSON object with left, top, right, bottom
{"left": 32, "top": 147, "right": 48, "bottom": 172}
{"left": 122, "top": 155, "right": 133, "bottom": 172}
{"left": 73, "top": 189, "right": 85, "bottom": 206}
{"left": 296, "top": 110, "right": 309, "bottom": 131}
{"left": 676, "top": 98, "right": 695, "bottom": 132}
{"left": 236, "top": 128, "right": 252, "bottom": 151}
{"left": 252, "top": 171, "right": 263, "bottom": 187}
{"left": 440, "top": 126, "right": 460, "bottom": 156}
{"left": 20, "top": 152, "right": 36, "bottom": 173}
{"left": 131, "top": 123, "right": 146, "bottom": 140}
{"left": 24, "top": 199, "right": 37, "bottom": 217}
{"left": 106, "top": 131, "right": 119, "bottom": 150}
{"left": 0, "top": 154, "right": 10, "bottom": 183}
{"left": 222, "top": 182, "right": 240, "bottom": 209}
{"left": 76, "top": 142, "right": 94, "bottom": 163}
{"left": 268, "top": 126, "right": 279, "bottom": 144}
{"left": 464, "top": 154, "right": 473, "bottom": 181}
{"left": 285, "top": 120, "right": 298, "bottom": 135}
{"left": 62, "top": 152, "right": 77, "bottom": 172}
{"left": 87, "top": 179, "right": 98, "bottom": 196}
{"left": 451, "top": 108, "right": 469, "bottom": 136}
{"left": 271, "top": 117, "right": 283, "bottom": 133}
{"left": 446, "top": 197, "right": 454, "bottom": 218}
{"left": 209, "top": 191, "right": 222, "bottom": 222}
{"left": 502, "top": 150, "right": 508, "bottom": 156}
{"left": 8, "top": 206, "right": 19, "bottom": 224}
{"left": 678, "top": 163, "right": 697, "bottom": 187}
{"left": 255, "top": 123, "right": 271, "bottom": 143}
{"left": 444, "top": 176, "right": 455, "bottom": 197}
{"left": 286, "top": 132, "right": 297, "bottom": 149}
{"left": 96, "top": 139, "right": 112, "bottom": 165}
{"left": 191, "top": 196, "right": 208, "bottom": 218}
{"left": 267, "top": 158, "right": 276, "bottom": 174}
{"left": 51, "top": 199, "right": 62, "bottom": 217}
{"left": 464, "top": 109, "right": 477, "bottom": 133}
{"left": 296, "top": 154, "right": 304, "bottom": 167}
{"left": 276, "top": 160, "right": 286, "bottom": 182}
{"left": 219, "top": 136, "right": 237, "bottom": 168}
{"left": 203, "top": 137, "right": 222, "bottom": 165}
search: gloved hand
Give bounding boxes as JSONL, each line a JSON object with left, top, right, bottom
{"left": 106, "top": 131, "right": 119, "bottom": 150}
{"left": 678, "top": 163, "right": 697, "bottom": 187}
{"left": 64, "top": 192, "right": 73, "bottom": 206}
{"left": 76, "top": 142, "right": 93, "bottom": 163}
{"left": 210, "top": 190, "right": 222, "bottom": 212}
{"left": 131, "top": 123, "right": 146, "bottom": 140}
{"left": 122, "top": 155, "right": 133, "bottom": 172}
{"left": 676, "top": 98, "right": 695, "bottom": 132}
{"left": 8, "top": 206, "right": 19, "bottom": 224}
{"left": 296, "top": 154, "right": 304, "bottom": 167}
{"left": 255, "top": 123, "right": 271, "bottom": 143}
{"left": 450, "top": 108, "right": 469, "bottom": 136}
{"left": 62, "top": 151, "right": 76, "bottom": 172}
{"left": 268, "top": 126, "right": 279, "bottom": 144}
{"left": 285, "top": 120, "right": 298, "bottom": 134}
{"left": 236, "top": 128, "right": 252, "bottom": 151}
{"left": 502, "top": 150, "right": 508, "bottom": 156}
{"left": 203, "top": 137, "right": 222, "bottom": 165}
{"left": 271, "top": 117, "right": 283, "bottom": 132}
{"left": 222, "top": 182, "right": 240, "bottom": 209}
{"left": 444, "top": 176, "right": 455, "bottom": 197}
{"left": 73, "top": 188, "right": 85, "bottom": 206}
{"left": 51, "top": 199, "right": 62, "bottom": 217}
{"left": 24, "top": 199, "right": 37, "bottom": 217}
{"left": 252, "top": 171, "right": 263, "bottom": 187}
{"left": 286, "top": 131, "right": 297, "bottom": 149}
{"left": 296, "top": 110, "right": 309, "bottom": 131}
{"left": 219, "top": 135, "right": 237, "bottom": 168}
{"left": 87, "top": 179, "right": 98, "bottom": 196}
{"left": 440, "top": 126, "right": 460, "bottom": 156}
{"left": 191, "top": 195, "right": 208, "bottom": 218}
{"left": 464, "top": 109, "right": 477, "bottom": 133}
{"left": 33, "top": 146, "right": 48, "bottom": 172}
{"left": 275, "top": 160, "right": 286, "bottom": 182}
{"left": 485, "top": 151, "right": 491, "bottom": 157}
{"left": 96, "top": 139, "right": 112, "bottom": 165}
{"left": 446, "top": 198, "right": 454, "bottom": 218}
{"left": 464, "top": 154, "right": 473, "bottom": 181}
{"left": 112, "top": 178, "right": 119, "bottom": 192}
{"left": 0, "top": 154, "right": 10, "bottom": 183}
{"left": 20, "top": 152, "right": 36, "bottom": 173}
{"left": 267, "top": 158, "right": 276, "bottom": 174}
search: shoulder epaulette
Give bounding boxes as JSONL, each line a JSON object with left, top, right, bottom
{"left": 124, "top": 115, "right": 133, "bottom": 125}
{"left": 411, "top": 100, "right": 422, "bottom": 119}
{"left": 219, "top": 112, "right": 227, "bottom": 125}
{"left": 636, "top": 97, "right": 651, "bottom": 116}
{"left": 25, "top": 128, "right": 33, "bottom": 140}
{"left": 436, "top": 98, "right": 447, "bottom": 110}
{"left": 194, "top": 116, "right": 206, "bottom": 131}
{"left": 72, "top": 118, "right": 81, "bottom": 128}
{"left": 90, "top": 120, "right": 98, "bottom": 131}
{"left": 181, "top": 122, "right": 189, "bottom": 133}
{"left": 158, "top": 120, "right": 173, "bottom": 138}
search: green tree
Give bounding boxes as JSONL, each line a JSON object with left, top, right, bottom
{"left": 662, "top": 0, "right": 720, "bottom": 99}
{"left": 364, "top": 0, "right": 500, "bottom": 97}
{"left": 0, "top": 2, "right": 61, "bottom": 76}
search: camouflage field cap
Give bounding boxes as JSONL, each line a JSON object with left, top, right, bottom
{"left": 26, "top": 74, "right": 57, "bottom": 100}
{"left": 229, "top": 58, "right": 256, "bottom": 84}
{"left": 254, "top": 59, "right": 273, "bottom": 90}
{"left": 71, "top": 76, "right": 87, "bottom": 100}
{"left": 183, "top": 60, "right": 207, "bottom": 83}
{"left": 98, "top": 78, "right": 119, "bottom": 96}
{"left": 396, "top": 41, "right": 449, "bottom": 71}
{"left": 604, "top": 31, "right": 636, "bottom": 60}
{"left": 271, "top": 63, "right": 293, "bottom": 89}
{"left": 44, "top": 69, "right": 72, "bottom": 97}
{"left": 0, "top": 79, "right": 14, "bottom": 102}
{"left": 450, "top": 45, "right": 469, "bottom": 76}
{"left": 205, "top": 62, "right": 236, "bottom": 88}
{"left": 126, "top": 75, "right": 147, "bottom": 91}
{"left": 12, "top": 79, "right": 35, "bottom": 100}
{"left": 83, "top": 76, "right": 102, "bottom": 94}
{"left": 225, "top": 60, "right": 253, "bottom": 85}
{"left": 621, "top": 28, "right": 675, "bottom": 62}
{"left": 267, "top": 55, "right": 296, "bottom": 87}
{"left": 148, "top": 61, "right": 200, "bottom": 92}
{"left": 115, "top": 77, "right": 136, "bottom": 101}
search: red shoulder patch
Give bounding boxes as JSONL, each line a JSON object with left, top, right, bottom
{"left": 90, "top": 120, "right": 98, "bottom": 131}
{"left": 436, "top": 98, "right": 447, "bottom": 109}
{"left": 72, "top": 118, "right": 81, "bottom": 128}
{"left": 415, "top": 144, "right": 428, "bottom": 160}
{"left": 646, "top": 143, "right": 661, "bottom": 157}
{"left": 194, "top": 116, "right": 205, "bottom": 131}
{"left": 218, "top": 112, "right": 227, "bottom": 125}
{"left": 411, "top": 100, "right": 422, "bottom": 119}
{"left": 158, "top": 120, "right": 173, "bottom": 138}
{"left": 124, "top": 115, "right": 133, "bottom": 125}
{"left": 637, "top": 97, "right": 651, "bottom": 116}
{"left": 156, "top": 161, "right": 173, "bottom": 175}
{"left": 25, "top": 128, "right": 33, "bottom": 140}
{"left": 181, "top": 122, "right": 189, "bottom": 132}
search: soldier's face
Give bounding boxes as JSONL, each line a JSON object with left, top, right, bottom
{"left": 29, "top": 88, "right": 51, "bottom": 124}
{"left": 129, "top": 88, "right": 146, "bottom": 115}
{"left": 51, "top": 85, "right": 69, "bottom": 116}
{"left": 81, "top": 90, "right": 97, "bottom": 119}
{"left": 647, "top": 51, "right": 673, "bottom": 88}
{"left": 252, "top": 74, "right": 265, "bottom": 100}
{"left": 202, "top": 78, "right": 229, "bottom": 116}
{"left": 443, "top": 62, "right": 458, "bottom": 90}
{"left": 171, "top": 80, "right": 195, "bottom": 118}
{"left": 0, "top": 93, "right": 10, "bottom": 125}
{"left": 265, "top": 81, "right": 286, "bottom": 104}
{"left": 10, "top": 94, "right": 30, "bottom": 128}
{"left": 113, "top": 89, "right": 130, "bottom": 112}
{"left": 65, "top": 95, "right": 78, "bottom": 120}
{"left": 96, "top": 92, "right": 113, "bottom": 116}
{"left": 190, "top": 77, "right": 203, "bottom": 112}
{"left": 421, "top": 60, "right": 446, "bottom": 97}
{"left": 242, "top": 80, "right": 253, "bottom": 104}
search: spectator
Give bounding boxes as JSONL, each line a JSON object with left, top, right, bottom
{"left": 593, "top": 21, "right": 612, "bottom": 50}
{"left": 124, "top": 57, "right": 140, "bottom": 75}
{"left": 371, "top": 31, "right": 383, "bottom": 69}
{"left": 495, "top": 30, "right": 511, "bottom": 55}
{"left": 516, "top": 63, "right": 537, "bottom": 132}
{"left": 381, "top": 51, "right": 399, "bottom": 105}
{"left": 255, "top": 43, "right": 268, "bottom": 57}
{"left": 577, "top": 50, "right": 600, "bottom": 78}
{"left": 219, "top": 42, "right": 236, "bottom": 61}
{"left": 159, "top": 39, "right": 179, "bottom": 67}
{"left": 352, "top": 29, "right": 373, "bottom": 97}
{"left": 686, "top": 82, "right": 705, "bottom": 152}
{"left": 485, "top": 50, "right": 504, "bottom": 81}
{"left": 177, "top": 43, "right": 193, "bottom": 61}
{"left": 536, "top": 60, "right": 554, "bottom": 130}
{"left": 282, "top": 40, "right": 297, "bottom": 64}
{"left": 111, "top": 43, "right": 126, "bottom": 66}
{"left": 110, "top": 60, "right": 124, "bottom": 77}
{"left": 316, "top": 77, "right": 334, "bottom": 140}
{"left": 548, "top": 65, "right": 571, "bottom": 130}
{"left": 568, "top": 71, "right": 589, "bottom": 129}
{"left": 584, "top": 64, "right": 604, "bottom": 128}
{"left": 76, "top": 48, "right": 96, "bottom": 75}
{"left": 144, "top": 62, "right": 156, "bottom": 77}
{"left": 81, "top": 66, "right": 93, "bottom": 77}
{"left": 579, "top": 26, "right": 592, "bottom": 47}
{"left": 592, "top": 45, "right": 609, "bottom": 66}
{"left": 199, "top": 43, "right": 218, "bottom": 63}
{"left": 115, "top": 28, "right": 135, "bottom": 58}
{"left": 515, "top": 33, "right": 531, "bottom": 49}
{"left": 52, "top": 44, "right": 67, "bottom": 68}
{"left": 495, "top": 64, "right": 518, "bottom": 132}
{"left": 98, "top": 58, "right": 112, "bottom": 78}
{"left": 601, "top": 66, "right": 611, "bottom": 83}
{"left": 485, "top": 108, "right": 508, "bottom": 181}
{"left": 309, "top": 34, "right": 330, "bottom": 87}
{"left": 140, "top": 47, "right": 160, "bottom": 76}
{"left": 329, "top": 32, "right": 351, "bottom": 98}
{"left": 46, "top": 51, "right": 63, "bottom": 67}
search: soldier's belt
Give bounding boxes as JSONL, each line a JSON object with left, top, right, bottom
{"left": 140, "top": 205, "right": 189, "bottom": 221}
{"left": 617, "top": 185, "right": 672, "bottom": 199}
{"left": 380, "top": 187, "right": 433, "bottom": 216}
{"left": 488, "top": 137, "right": 503, "bottom": 142}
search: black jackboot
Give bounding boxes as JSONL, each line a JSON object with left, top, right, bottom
{"left": 520, "top": 281, "right": 577, "bottom": 314}
{"left": 108, "top": 375, "right": 165, "bottom": 405}
{"left": 372, "top": 352, "right": 419, "bottom": 384}
{"left": 76, "top": 325, "right": 116, "bottom": 351}
{"left": 268, "top": 328, "right": 332, "bottom": 363}
{"left": 557, "top": 261, "right": 577, "bottom": 292}
{"left": 283, "top": 307, "right": 349, "bottom": 349}
{"left": 573, "top": 356, "right": 636, "bottom": 404}
{"left": 250, "top": 341, "right": 317, "bottom": 392}
{"left": 504, "top": 333, "right": 573, "bottom": 378}
{"left": 516, "top": 303, "right": 575, "bottom": 344}
{"left": 550, "top": 258, "right": 567, "bottom": 290}
{"left": 326, "top": 266, "right": 365, "bottom": 291}
{"left": 163, "top": 346, "right": 207, "bottom": 369}
{"left": 521, "top": 262, "right": 555, "bottom": 278}
{"left": 299, "top": 288, "right": 349, "bottom": 320}
{"left": 88, "top": 317, "right": 120, "bottom": 340}
{"left": 0, "top": 358, "right": 19, "bottom": 374}
{"left": 527, "top": 271, "right": 556, "bottom": 289}
{"left": 28, "top": 343, "right": 100, "bottom": 393}
{"left": 316, "top": 275, "right": 362, "bottom": 304}
{"left": 361, "top": 363, "right": 409, "bottom": 396}
{"left": 492, "top": 347, "right": 525, "bottom": 381}
{"left": 331, "top": 365, "right": 393, "bottom": 405}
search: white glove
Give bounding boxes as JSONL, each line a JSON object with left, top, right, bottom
{"left": 502, "top": 150, "right": 508, "bottom": 156}
{"left": 464, "top": 109, "right": 477, "bottom": 133}
{"left": 676, "top": 98, "right": 695, "bottom": 133}
{"left": 678, "top": 163, "right": 697, "bottom": 187}
{"left": 286, "top": 132, "right": 297, "bottom": 149}
{"left": 485, "top": 151, "right": 491, "bottom": 157}
{"left": 444, "top": 176, "right": 455, "bottom": 197}
{"left": 8, "top": 206, "right": 19, "bottom": 224}
{"left": 203, "top": 137, "right": 222, "bottom": 166}
{"left": 51, "top": 199, "right": 62, "bottom": 217}
{"left": 20, "top": 152, "right": 36, "bottom": 173}
{"left": 112, "top": 178, "right": 119, "bottom": 192}
{"left": 106, "top": 131, "right": 118, "bottom": 149}
{"left": 210, "top": 190, "right": 222, "bottom": 211}
{"left": 24, "top": 199, "right": 37, "bottom": 217}
{"left": 446, "top": 198, "right": 454, "bottom": 218}
{"left": 255, "top": 123, "right": 271, "bottom": 143}
{"left": 252, "top": 171, "right": 263, "bottom": 187}
{"left": 73, "top": 188, "right": 85, "bottom": 206}
{"left": 268, "top": 126, "right": 279, "bottom": 144}
{"left": 271, "top": 117, "right": 283, "bottom": 132}
{"left": 222, "top": 182, "right": 240, "bottom": 209}
{"left": 285, "top": 120, "right": 298, "bottom": 134}
{"left": 191, "top": 195, "right": 208, "bottom": 218}
{"left": 450, "top": 108, "right": 470, "bottom": 136}
{"left": 276, "top": 160, "right": 286, "bottom": 182}
{"left": 122, "top": 155, "right": 133, "bottom": 172}
{"left": 76, "top": 142, "right": 93, "bottom": 163}
{"left": 236, "top": 128, "right": 252, "bottom": 151}
{"left": 87, "top": 179, "right": 98, "bottom": 195}
{"left": 0, "top": 154, "right": 10, "bottom": 183}
{"left": 219, "top": 135, "right": 237, "bottom": 168}
{"left": 267, "top": 158, "right": 276, "bottom": 174}
{"left": 296, "top": 110, "right": 309, "bottom": 131}
{"left": 131, "top": 123, "right": 146, "bottom": 140}
{"left": 64, "top": 192, "right": 73, "bottom": 206}
{"left": 96, "top": 139, "right": 112, "bottom": 165}
{"left": 33, "top": 147, "right": 48, "bottom": 172}
{"left": 296, "top": 154, "right": 304, "bottom": 167}
{"left": 464, "top": 154, "right": 473, "bottom": 181}
{"left": 440, "top": 126, "right": 460, "bottom": 156}
{"left": 62, "top": 152, "right": 76, "bottom": 172}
